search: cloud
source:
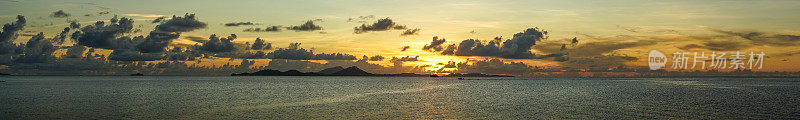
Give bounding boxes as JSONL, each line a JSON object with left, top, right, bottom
{"left": 251, "top": 37, "right": 272, "bottom": 50}
{"left": 439, "top": 28, "right": 548, "bottom": 59}
{"left": 401, "top": 46, "right": 410, "bottom": 52}
{"left": 135, "top": 31, "right": 180, "bottom": 53}
{"left": 73, "top": 15, "right": 135, "bottom": 49}
{"left": 124, "top": 14, "right": 165, "bottom": 18}
{"left": 51, "top": 10, "right": 71, "bottom": 18}
{"left": 151, "top": 17, "right": 166, "bottom": 23}
{"left": 391, "top": 56, "right": 419, "bottom": 62}
{"left": 108, "top": 49, "right": 165, "bottom": 61}
{"left": 401, "top": 28, "right": 420, "bottom": 36}
{"left": 360, "top": 55, "right": 386, "bottom": 61}
{"left": 677, "top": 39, "right": 751, "bottom": 51}
{"left": 0, "top": 15, "right": 25, "bottom": 54}
{"left": 15, "top": 33, "right": 56, "bottom": 63}
{"left": 155, "top": 14, "right": 207, "bottom": 33}
{"left": 422, "top": 36, "right": 446, "bottom": 52}
{"left": 453, "top": 59, "right": 534, "bottom": 75}
{"left": 199, "top": 34, "right": 238, "bottom": 53}
{"left": 183, "top": 35, "right": 208, "bottom": 42}
{"left": 244, "top": 26, "right": 281, "bottom": 32}
{"left": 266, "top": 43, "right": 357, "bottom": 60}
{"left": 347, "top": 15, "right": 375, "bottom": 23}
{"left": 353, "top": 18, "right": 407, "bottom": 34}
{"left": 69, "top": 21, "right": 80, "bottom": 29}
{"left": 700, "top": 26, "right": 800, "bottom": 46}
{"left": 286, "top": 20, "right": 322, "bottom": 31}
{"left": 224, "top": 22, "right": 255, "bottom": 27}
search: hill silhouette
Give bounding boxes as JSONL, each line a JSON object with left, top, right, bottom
{"left": 232, "top": 66, "right": 512, "bottom": 77}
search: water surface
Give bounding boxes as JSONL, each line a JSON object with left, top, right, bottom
{"left": 1, "top": 76, "right": 799, "bottom": 119}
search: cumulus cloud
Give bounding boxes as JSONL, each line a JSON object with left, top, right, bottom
{"left": 251, "top": 37, "right": 272, "bottom": 50}
{"left": 266, "top": 43, "right": 357, "bottom": 60}
{"left": 15, "top": 33, "right": 56, "bottom": 63}
{"left": 199, "top": 34, "right": 238, "bottom": 53}
{"left": 401, "top": 28, "right": 420, "bottom": 36}
{"left": 439, "top": 28, "right": 548, "bottom": 59}
{"left": 0, "top": 15, "right": 25, "bottom": 54}
{"left": 135, "top": 31, "right": 180, "bottom": 53}
{"left": 224, "top": 22, "right": 255, "bottom": 27}
{"left": 286, "top": 20, "right": 322, "bottom": 31}
{"left": 422, "top": 36, "right": 446, "bottom": 52}
{"left": 155, "top": 14, "right": 207, "bottom": 33}
{"left": 73, "top": 15, "right": 135, "bottom": 49}
{"left": 51, "top": 10, "right": 70, "bottom": 18}
{"left": 243, "top": 26, "right": 281, "bottom": 32}
{"left": 353, "top": 18, "right": 407, "bottom": 34}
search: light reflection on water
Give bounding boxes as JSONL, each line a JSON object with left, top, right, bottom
{"left": 1, "top": 76, "right": 799, "bottom": 119}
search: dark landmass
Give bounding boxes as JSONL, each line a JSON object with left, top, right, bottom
{"left": 232, "top": 66, "right": 514, "bottom": 77}
{"left": 0, "top": 73, "right": 11, "bottom": 76}
{"left": 130, "top": 73, "right": 144, "bottom": 76}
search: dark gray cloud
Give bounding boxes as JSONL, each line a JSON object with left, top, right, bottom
{"left": 199, "top": 34, "right": 238, "bottom": 53}
{"left": 391, "top": 56, "right": 419, "bottom": 62}
{"left": 678, "top": 39, "right": 751, "bottom": 51}
{"left": 401, "top": 46, "right": 410, "bottom": 52}
{"left": 73, "top": 16, "right": 134, "bottom": 49}
{"left": 55, "top": 27, "right": 71, "bottom": 44}
{"left": 69, "top": 21, "right": 80, "bottom": 29}
{"left": 266, "top": 43, "right": 357, "bottom": 60}
{"left": 439, "top": 28, "right": 548, "bottom": 59}
{"left": 244, "top": 26, "right": 281, "bottom": 32}
{"left": 135, "top": 31, "right": 180, "bottom": 53}
{"left": 0, "top": 15, "right": 25, "bottom": 54}
{"left": 422, "top": 36, "right": 446, "bottom": 52}
{"left": 453, "top": 59, "right": 535, "bottom": 75}
{"left": 702, "top": 26, "right": 800, "bottom": 46}
{"left": 51, "top": 10, "right": 71, "bottom": 18}
{"left": 251, "top": 37, "right": 272, "bottom": 50}
{"left": 155, "top": 14, "right": 207, "bottom": 32}
{"left": 108, "top": 49, "right": 165, "bottom": 61}
{"left": 151, "top": 17, "right": 166, "bottom": 23}
{"left": 353, "top": 18, "right": 407, "bottom": 34}
{"left": 368, "top": 55, "right": 384, "bottom": 61}
{"left": 347, "top": 15, "right": 376, "bottom": 23}
{"left": 224, "top": 22, "right": 255, "bottom": 27}
{"left": 62, "top": 45, "right": 85, "bottom": 58}
{"left": 183, "top": 35, "right": 208, "bottom": 43}
{"left": 401, "top": 28, "right": 420, "bottom": 36}
{"left": 286, "top": 20, "right": 322, "bottom": 31}
{"left": 15, "top": 33, "right": 56, "bottom": 63}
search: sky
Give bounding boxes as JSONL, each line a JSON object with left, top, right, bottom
{"left": 0, "top": 0, "right": 799, "bottom": 76}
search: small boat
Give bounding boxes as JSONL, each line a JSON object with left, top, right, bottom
{"left": 0, "top": 80, "right": 6, "bottom": 82}
{"left": 130, "top": 73, "right": 144, "bottom": 76}
{"left": 430, "top": 75, "right": 439, "bottom": 77}
{"left": 457, "top": 78, "right": 465, "bottom": 80}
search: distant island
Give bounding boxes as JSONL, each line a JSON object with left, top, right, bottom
{"left": 232, "top": 66, "right": 514, "bottom": 77}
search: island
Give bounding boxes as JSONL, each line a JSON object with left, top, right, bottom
{"left": 232, "top": 66, "right": 514, "bottom": 77}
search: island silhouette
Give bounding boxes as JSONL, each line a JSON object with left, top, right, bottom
{"left": 232, "top": 66, "right": 514, "bottom": 77}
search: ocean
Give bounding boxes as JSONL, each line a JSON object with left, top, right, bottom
{"left": 1, "top": 76, "right": 799, "bottom": 119}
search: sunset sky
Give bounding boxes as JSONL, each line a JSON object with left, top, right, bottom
{"left": 1, "top": 0, "right": 799, "bottom": 75}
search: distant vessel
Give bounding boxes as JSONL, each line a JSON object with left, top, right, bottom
{"left": 130, "top": 73, "right": 144, "bottom": 76}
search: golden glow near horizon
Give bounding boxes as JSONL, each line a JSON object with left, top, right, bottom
{"left": 1, "top": 0, "right": 800, "bottom": 75}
